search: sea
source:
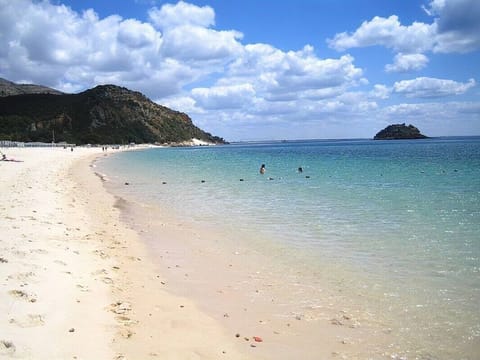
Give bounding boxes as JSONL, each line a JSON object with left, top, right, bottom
{"left": 96, "top": 137, "right": 480, "bottom": 359}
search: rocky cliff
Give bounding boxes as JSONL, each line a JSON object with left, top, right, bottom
{"left": 0, "top": 79, "right": 224, "bottom": 145}
{"left": 374, "top": 123, "right": 428, "bottom": 140}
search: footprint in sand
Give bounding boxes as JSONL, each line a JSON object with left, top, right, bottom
{"left": 12, "top": 250, "right": 27, "bottom": 258}
{"left": 92, "top": 269, "right": 108, "bottom": 276}
{"left": 76, "top": 284, "right": 90, "bottom": 292}
{"left": 7, "top": 271, "right": 36, "bottom": 282}
{"left": 93, "top": 250, "right": 109, "bottom": 259}
{"left": 0, "top": 340, "right": 16, "bottom": 355}
{"left": 110, "top": 302, "right": 132, "bottom": 315}
{"left": 9, "top": 289, "right": 37, "bottom": 303}
{"left": 115, "top": 315, "right": 138, "bottom": 326}
{"left": 9, "top": 314, "right": 45, "bottom": 328}
{"left": 30, "top": 249, "right": 48, "bottom": 254}
{"left": 120, "top": 328, "right": 134, "bottom": 339}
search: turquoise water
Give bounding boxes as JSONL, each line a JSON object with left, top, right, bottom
{"left": 97, "top": 137, "right": 480, "bottom": 358}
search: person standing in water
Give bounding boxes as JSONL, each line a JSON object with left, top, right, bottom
{"left": 259, "top": 164, "right": 266, "bottom": 174}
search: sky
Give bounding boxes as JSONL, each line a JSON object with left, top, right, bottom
{"left": 0, "top": 0, "right": 479, "bottom": 141}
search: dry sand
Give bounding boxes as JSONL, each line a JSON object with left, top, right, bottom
{"left": 0, "top": 146, "right": 390, "bottom": 360}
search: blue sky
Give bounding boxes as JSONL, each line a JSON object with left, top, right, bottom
{"left": 0, "top": 0, "right": 479, "bottom": 140}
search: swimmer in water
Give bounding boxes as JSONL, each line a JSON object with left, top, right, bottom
{"left": 259, "top": 164, "right": 266, "bottom": 174}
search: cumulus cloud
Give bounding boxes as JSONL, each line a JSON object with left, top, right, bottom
{"left": 370, "top": 84, "right": 391, "bottom": 99}
{"left": 148, "top": 1, "right": 243, "bottom": 63}
{"left": 383, "top": 101, "right": 480, "bottom": 121}
{"left": 385, "top": 53, "right": 429, "bottom": 73}
{"left": 327, "top": 15, "right": 435, "bottom": 53}
{"left": 148, "top": 1, "right": 215, "bottom": 30}
{"left": 0, "top": 0, "right": 164, "bottom": 92}
{"left": 160, "top": 25, "right": 243, "bottom": 62}
{"left": 428, "top": 0, "right": 480, "bottom": 53}
{"left": 225, "top": 45, "right": 364, "bottom": 102}
{"left": 393, "top": 77, "right": 476, "bottom": 98}
{"left": 329, "top": 0, "right": 480, "bottom": 55}
{"left": 0, "top": 0, "right": 246, "bottom": 97}
{"left": 117, "top": 19, "right": 161, "bottom": 49}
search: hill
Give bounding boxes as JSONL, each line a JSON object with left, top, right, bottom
{"left": 374, "top": 123, "right": 428, "bottom": 140}
{"left": 0, "top": 78, "right": 63, "bottom": 97}
{"left": 0, "top": 79, "right": 224, "bottom": 145}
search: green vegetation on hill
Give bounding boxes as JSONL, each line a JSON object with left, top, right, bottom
{"left": 0, "top": 80, "right": 225, "bottom": 145}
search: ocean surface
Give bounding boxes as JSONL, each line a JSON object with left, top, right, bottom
{"left": 97, "top": 137, "right": 480, "bottom": 359}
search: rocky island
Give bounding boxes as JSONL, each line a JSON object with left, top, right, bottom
{"left": 374, "top": 123, "right": 428, "bottom": 140}
{"left": 0, "top": 78, "right": 224, "bottom": 145}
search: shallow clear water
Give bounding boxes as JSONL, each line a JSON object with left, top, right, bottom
{"left": 97, "top": 137, "right": 480, "bottom": 358}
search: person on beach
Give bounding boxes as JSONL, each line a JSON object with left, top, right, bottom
{"left": 259, "top": 164, "right": 266, "bottom": 174}
{"left": 0, "top": 151, "right": 22, "bottom": 162}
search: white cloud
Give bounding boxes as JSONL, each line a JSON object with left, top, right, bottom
{"left": 148, "top": 1, "right": 215, "bottom": 30}
{"left": 329, "top": 0, "right": 480, "bottom": 55}
{"left": 385, "top": 53, "right": 429, "bottom": 73}
{"left": 327, "top": 15, "right": 435, "bottom": 54}
{"left": 117, "top": 19, "right": 161, "bottom": 49}
{"left": 0, "top": 0, "right": 166, "bottom": 91}
{"left": 393, "top": 77, "right": 476, "bottom": 98}
{"left": 383, "top": 101, "right": 480, "bottom": 120}
{"left": 0, "top": 0, "right": 243, "bottom": 98}
{"left": 161, "top": 25, "right": 243, "bottom": 62}
{"left": 370, "top": 84, "right": 391, "bottom": 99}
{"left": 225, "top": 45, "right": 364, "bottom": 102}
{"left": 427, "top": 0, "right": 480, "bottom": 53}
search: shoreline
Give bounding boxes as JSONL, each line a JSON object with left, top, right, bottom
{"left": 75, "top": 151, "right": 250, "bottom": 359}
{"left": 95, "top": 151, "right": 398, "bottom": 359}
